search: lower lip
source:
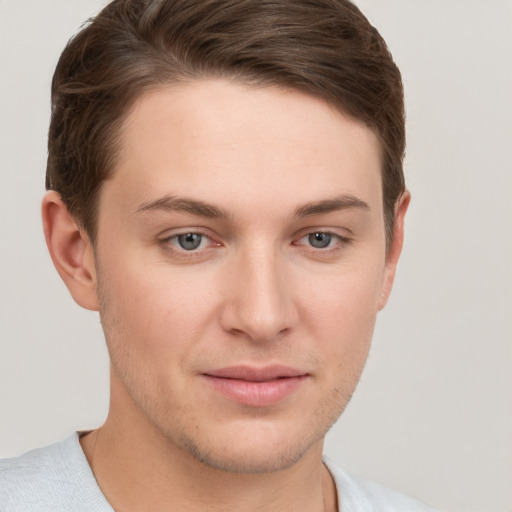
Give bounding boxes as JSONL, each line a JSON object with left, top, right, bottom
{"left": 203, "top": 375, "right": 307, "bottom": 407}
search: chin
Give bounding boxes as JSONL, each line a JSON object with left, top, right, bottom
{"left": 177, "top": 431, "right": 316, "bottom": 474}
{"left": 166, "top": 413, "right": 335, "bottom": 475}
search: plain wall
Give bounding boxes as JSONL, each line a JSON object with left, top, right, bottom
{"left": 0, "top": 1, "right": 511, "bottom": 511}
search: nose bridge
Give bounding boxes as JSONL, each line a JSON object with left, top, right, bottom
{"left": 221, "top": 240, "right": 296, "bottom": 342}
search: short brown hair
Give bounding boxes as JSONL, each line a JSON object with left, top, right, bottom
{"left": 46, "top": 0, "right": 405, "bottom": 244}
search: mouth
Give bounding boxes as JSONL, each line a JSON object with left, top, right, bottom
{"left": 202, "top": 365, "right": 308, "bottom": 407}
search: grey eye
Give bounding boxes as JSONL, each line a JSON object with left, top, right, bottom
{"left": 308, "top": 232, "right": 332, "bottom": 248}
{"left": 177, "top": 233, "right": 203, "bottom": 250}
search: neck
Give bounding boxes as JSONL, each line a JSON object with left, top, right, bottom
{"left": 80, "top": 384, "right": 337, "bottom": 512}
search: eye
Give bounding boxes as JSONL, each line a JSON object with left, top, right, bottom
{"left": 176, "top": 233, "right": 204, "bottom": 251}
{"left": 158, "top": 230, "right": 223, "bottom": 262}
{"left": 296, "top": 231, "right": 347, "bottom": 249}
{"left": 307, "top": 232, "right": 334, "bottom": 249}
{"left": 163, "top": 232, "right": 215, "bottom": 252}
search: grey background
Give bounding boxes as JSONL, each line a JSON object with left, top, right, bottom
{"left": 1, "top": 1, "right": 511, "bottom": 511}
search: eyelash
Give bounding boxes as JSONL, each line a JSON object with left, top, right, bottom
{"left": 160, "top": 231, "right": 219, "bottom": 257}
{"left": 294, "top": 231, "right": 350, "bottom": 251}
{"left": 159, "top": 230, "right": 351, "bottom": 259}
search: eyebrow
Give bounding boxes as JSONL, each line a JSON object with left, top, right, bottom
{"left": 295, "top": 195, "right": 370, "bottom": 217}
{"left": 135, "top": 196, "right": 231, "bottom": 219}
{"left": 135, "top": 194, "right": 369, "bottom": 220}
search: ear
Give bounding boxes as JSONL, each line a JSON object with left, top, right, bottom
{"left": 377, "top": 191, "right": 410, "bottom": 310}
{"left": 42, "top": 191, "right": 99, "bottom": 311}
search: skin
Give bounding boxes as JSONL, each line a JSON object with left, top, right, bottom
{"left": 42, "top": 80, "right": 409, "bottom": 512}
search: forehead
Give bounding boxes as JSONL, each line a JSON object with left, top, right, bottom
{"left": 105, "top": 80, "right": 383, "bottom": 219}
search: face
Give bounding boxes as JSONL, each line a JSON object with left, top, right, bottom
{"left": 91, "top": 80, "right": 397, "bottom": 473}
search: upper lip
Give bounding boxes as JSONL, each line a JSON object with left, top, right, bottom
{"left": 203, "top": 365, "right": 307, "bottom": 382}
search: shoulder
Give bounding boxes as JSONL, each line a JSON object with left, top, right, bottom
{"left": 323, "top": 456, "right": 438, "bottom": 512}
{"left": 0, "top": 434, "right": 112, "bottom": 512}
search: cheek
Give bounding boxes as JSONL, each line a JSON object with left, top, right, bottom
{"left": 298, "top": 262, "right": 382, "bottom": 373}
{"left": 301, "top": 262, "right": 382, "bottom": 331}
{"left": 97, "top": 259, "right": 219, "bottom": 369}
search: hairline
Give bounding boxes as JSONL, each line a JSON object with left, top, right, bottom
{"left": 83, "top": 77, "right": 392, "bottom": 248}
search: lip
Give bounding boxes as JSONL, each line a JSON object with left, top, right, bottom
{"left": 202, "top": 365, "right": 308, "bottom": 407}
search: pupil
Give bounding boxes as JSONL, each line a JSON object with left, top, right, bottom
{"left": 178, "top": 233, "right": 202, "bottom": 250}
{"left": 309, "top": 232, "right": 331, "bottom": 248}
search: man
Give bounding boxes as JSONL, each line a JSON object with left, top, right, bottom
{"left": 0, "top": 1, "right": 436, "bottom": 510}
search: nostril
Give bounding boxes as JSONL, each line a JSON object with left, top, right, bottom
{"left": 277, "top": 327, "right": 291, "bottom": 338}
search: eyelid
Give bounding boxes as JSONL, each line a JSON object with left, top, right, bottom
{"left": 157, "top": 227, "right": 351, "bottom": 260}
{"left": 159, "top": 228, "right": 223, "bottom": 256}
{"left": 293, "top": 228, "right": 351, "bottom": 245}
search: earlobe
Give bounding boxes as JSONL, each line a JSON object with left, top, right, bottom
{"left": 42, "top": 191, "right": 99, "bottom": 311}
{"left": 377, "top": 191, "right": 410, "bottom": 310}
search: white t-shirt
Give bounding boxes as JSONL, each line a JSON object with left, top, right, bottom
{"left": 0, "top": 433, "right": 437, "bottom": 512}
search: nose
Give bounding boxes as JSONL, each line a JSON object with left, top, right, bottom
{"left": 219, "top": 245, "right": 298, "bottom": 343}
